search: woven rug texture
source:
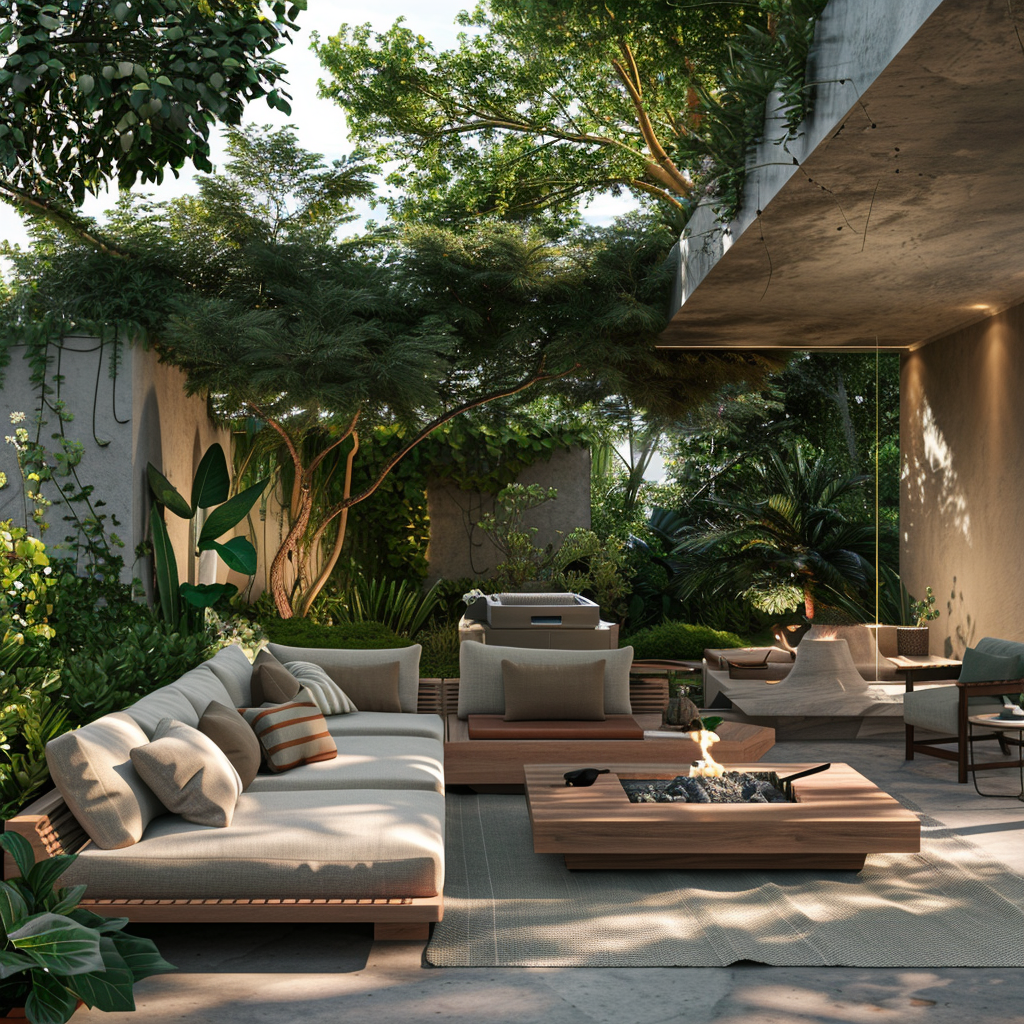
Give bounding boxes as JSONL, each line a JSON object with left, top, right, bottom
{"left": 425, "top": 793, "right": 1024, "bottom": 968}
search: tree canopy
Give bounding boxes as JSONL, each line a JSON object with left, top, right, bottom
{"left": 314, "top": 0, "right": 759, "bottom": 226}
{"left": 0, "top": 0, "right": 304, "bottom": 227}
{"left": 314, "top": 1, "right": 827, "bottom": 227}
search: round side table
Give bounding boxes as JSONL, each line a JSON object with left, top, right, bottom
{"left": 967, "top": 713, "right": 1024, "bottom": 801}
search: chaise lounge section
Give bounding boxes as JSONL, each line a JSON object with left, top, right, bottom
{"left": 5, "top": 643, "right": 446, "bottom": 940}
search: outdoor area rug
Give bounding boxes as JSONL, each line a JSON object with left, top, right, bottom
{"left": 425, "top": 793, "right": 1024, "bottom": 968}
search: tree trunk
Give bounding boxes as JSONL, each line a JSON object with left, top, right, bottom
{"left": 804, "top": 589, "right": 815, "bottom": 621}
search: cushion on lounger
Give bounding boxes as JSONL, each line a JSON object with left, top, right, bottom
{"left": 501, "top": 659, "right": 606, "bottom": 721}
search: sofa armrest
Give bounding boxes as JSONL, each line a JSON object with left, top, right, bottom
{"left": 4, "top": 788, "right": 91, "bottom": 877}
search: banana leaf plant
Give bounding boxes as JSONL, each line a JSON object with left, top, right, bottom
{"left": 0, "top": 832, "right": 175, "bottom": 1024}
{"left": 147, "top": 443, "right": 268, "bottom": 630}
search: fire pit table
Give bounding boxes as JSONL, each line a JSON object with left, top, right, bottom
{"left": 524, "top": 762, "right": 920, "bottom": 871}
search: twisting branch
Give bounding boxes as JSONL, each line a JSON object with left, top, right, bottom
{"left": 0, "top": 181, "right": 128, "bottom": 256}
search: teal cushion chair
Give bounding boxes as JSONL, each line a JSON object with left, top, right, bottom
{"left": 903, "top": 638, "right": 1024, "bottom": 783}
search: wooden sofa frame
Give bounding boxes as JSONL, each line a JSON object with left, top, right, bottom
{"left": 905, "top": 677, "right": 1024, "bottom": 784}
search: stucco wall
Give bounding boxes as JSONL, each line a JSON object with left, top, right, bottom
{"left": 901, "top": 300, "right": 1024, "bottom": 653}
{"left": 0, "top": 338, "right": 228, "bottom": 591}
{"left": 425, "top": 446, "right": 592, "bottom": 585}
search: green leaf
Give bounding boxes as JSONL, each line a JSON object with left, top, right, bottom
{"left": 190, "top": 443, "right": 230, "bottom": 511}
{"left": 24, "top": 969, "right": 79, "bottom": 1024}
{"left": 9, "top": 913, "right": 105, "bottom": 976}
{"left": 197, "top": 478, "right": 269, "bottom": 544}
{"left": 147, "top": 464, "right": 192, "bottom": 518}
{"left": 0, "top": 833, "right": 36, "bottom": 880}
{"left": 199, "top": 536, "right": 257, "bottom": 575}
{"left": 67, "top": 909, "right": 128, "bottom": 935}
{"left": 27, "top": 854, "right": 76, "bottom": 897}
{"left": 67, "top": 937, "right": 135, "bottom": 1012}
{"left": 46, "top": 885, "right": 88, "bottom": 917}
{"left": 0, "top": 948, "right": 36, "bottom": 979}
{"left": 109, "top": 931, "right": 177, "bottom": 982}
{"left": 179, "top": 582, "right": 236, "bottom": 608}
{"left": 0, "top": 881, "right": 29, "bottom": 933}
{"left": 149, "top": 507, "right": 180, "bottom": 630}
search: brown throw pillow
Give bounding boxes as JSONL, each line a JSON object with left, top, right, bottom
{"left": 241, "top": 688, "right": 337, "bottom": 773}
{"left": 197, "top": 700, "right": 262, "bottom": 789}
{"left": 324, "top": 662, "right": 402, "bottom": 713}
{"left": 250, "top": 648, "right": 301, "bottom": 705}
{"left": 502, "top": 659, "right": 607, "bottom": 721}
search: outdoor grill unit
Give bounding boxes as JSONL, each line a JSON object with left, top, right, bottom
{"left": 459, "top": 592, "right": 618, "bottom": 650}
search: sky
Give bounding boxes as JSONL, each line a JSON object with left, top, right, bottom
{"left": 0, "top": 0, "right": 634, "bottom": 255}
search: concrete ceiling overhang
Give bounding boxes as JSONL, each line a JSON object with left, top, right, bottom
{"left": 659, "top": 0, "right": 1024, "bottom": 351}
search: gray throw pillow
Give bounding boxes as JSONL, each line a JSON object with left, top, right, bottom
{"left": 250, "top": 648, "right": 301, "bottom": 705}
{"left": 197, "top": 700, "right": 262, "bottom": 789}
{"left": 130, "top": 719, "right": 243, "bottom": 827}
{"left": 502, "top": 659, "right": 607, "bottom": 721}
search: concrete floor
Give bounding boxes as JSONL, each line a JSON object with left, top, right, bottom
{"left": 81, "top": 736, "right": 1024, "bottom": 1024}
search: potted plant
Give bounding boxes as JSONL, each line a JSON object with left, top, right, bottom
{"left": 0, "top": 833, "right": 175, "bottom": 1023}
{"left": 897, "top": 586, "right": 940, "bottom": 655}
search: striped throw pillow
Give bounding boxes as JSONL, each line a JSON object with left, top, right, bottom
{"left": 241, "top": 688, "right": 337, "bottom": 773}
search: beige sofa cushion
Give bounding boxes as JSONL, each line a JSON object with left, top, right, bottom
{"left": 459, "top": 643, "right": 633, "bottom": 719}
{"left": 326, "top": 662, "right": 402, "bottom": 713}
{"left": 160, "top": 660, "right": 236, "bottom": 719}
{"left": 130, "top": 719, "right": 243, "bottom": 827}
{"left": 124, "top": 684, "right": 201, "bottom": 736}
{"left": 46, "top": 712, "right": 164, "bottom": 850}
{"left": 207, "top": 643, "right": 256, "bottom": 707}
{"left": 246, "top": 735, "right": 443, "bottom": 795}
{"left": 60, "top": 789, "right": 445, "bottom": 900}
{"left": 266, "top": 643, "right": 422, "bottom": 714}
{"left": 326, "top": 712, "right": 444, "bottom": 743}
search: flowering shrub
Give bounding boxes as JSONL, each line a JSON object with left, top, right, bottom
{"left": 0, "top": 520, "right": 57, "bottom": 644}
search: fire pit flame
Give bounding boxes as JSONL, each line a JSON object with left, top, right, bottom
{"left": 687, "top": 728, "right": 730, "bottom": 777}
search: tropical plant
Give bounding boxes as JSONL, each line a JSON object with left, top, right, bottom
{"left": 0, "top": 666, "right": 66, "bottom": 819}
{"left": 476, "top": 484, "right": 559, "bottom": 590}
{"left": 147, "top": 443, "right": 267, "bottom": 630}
{"left": 316, "top": 577, "right": 444, "bottom": 639}
{"left": 911, "top": 586, "right": 940, "bottom": 627}
{"left": 668, "top": 447, "right": 878, "bottom": 620}
{"left": 0, "top": 833, "right": 175, "bottom": 1024}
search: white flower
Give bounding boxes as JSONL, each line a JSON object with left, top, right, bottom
{"left": 9, "top": 411, "right": 25, "bottom": 424}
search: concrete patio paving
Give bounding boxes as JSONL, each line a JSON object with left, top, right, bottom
{"left": 80, "top": 735, "right": 1024, "bottom": 1024}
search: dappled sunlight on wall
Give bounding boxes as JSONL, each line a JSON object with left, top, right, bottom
{"left": 901, "top": 300, "right": 1024, "bottom": 649}
{"left": 904, "top": 395, "right": 971, "bottom": 543}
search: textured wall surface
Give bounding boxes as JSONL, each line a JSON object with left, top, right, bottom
{"left": 901, "top": 301, "right": 1024, "bottom": 655}
{"left": 0, "top": 338, "right": 227, "bottom": 591}
{"left": 425, "top": 447, "right": 592, "bottom": 585}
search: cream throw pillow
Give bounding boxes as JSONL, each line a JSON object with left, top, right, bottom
{"left": 130, "top": 718, "right": 243, "bottom": 827}
{"left": 284, "top": 661, "right": 358, "bottom": 714}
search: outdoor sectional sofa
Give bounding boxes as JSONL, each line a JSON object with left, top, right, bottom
{"left": 5, "top": 643, "right": 445, "bottom": 940}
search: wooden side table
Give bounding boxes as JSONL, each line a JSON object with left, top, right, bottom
{"left": 967, "top": 713, "right": 1024, "bottom": 801}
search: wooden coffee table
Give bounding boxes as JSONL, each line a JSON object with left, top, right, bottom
{"left": 524, "top": 762, "right": 920, "bottom": 871}
{"left": 444, "top": 717, "right": 775, "bottom": 785}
